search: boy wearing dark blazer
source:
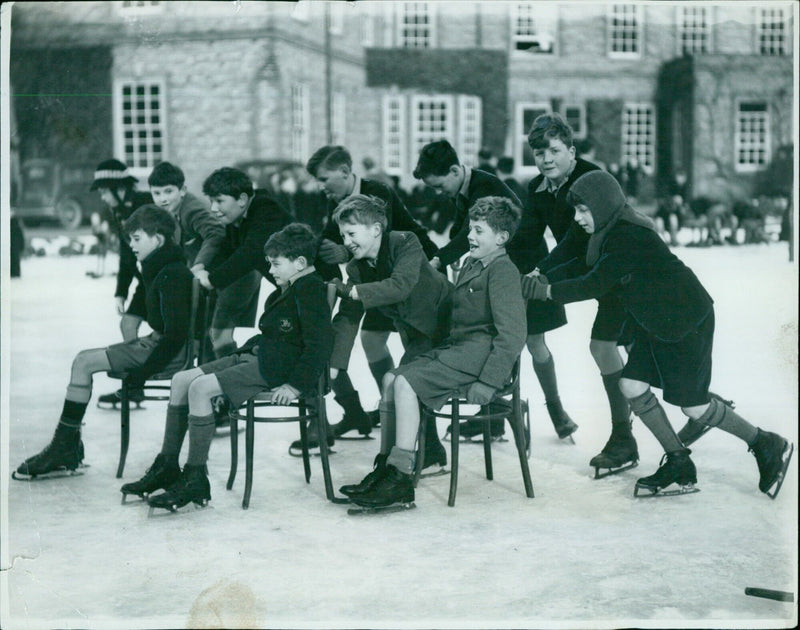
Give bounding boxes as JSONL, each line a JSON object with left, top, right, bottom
{"left": 527, "top": 171, "right": 793, "bottom": 499}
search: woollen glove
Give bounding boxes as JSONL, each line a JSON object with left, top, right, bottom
{"left": 330, "top": 278, "right": 354, "bottom": 299}
{"left": 521, "top": 273, "right": 549, "bottom": 300}
{"left": 466, "top": 381, "right": 495, "bottom": 405}
{"left": 318, "top": 239, "right": 350, "bottom": 264}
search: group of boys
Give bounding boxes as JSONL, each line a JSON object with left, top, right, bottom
{"left": 14, "top": 113, "right": 793, "bottom": 514}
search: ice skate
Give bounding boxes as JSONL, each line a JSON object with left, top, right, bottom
{"left": 330, "top": 393, "right": 373, "bottom": 440}
{"left": 749, "top": 429, "right": 794, "bottom": 500}
{"left": 591, "top": 422, "right": 639, "bottom": 479}
{"left": 677, "top": 393, "right": 736, "bottom": 446}
{"left": 13, "top": 426, "right": 85, "bottom": 480}
{"left": 445, "top": 401, "right": 509, "bottom": 443}
{"left": 419, "top": 435, "right": 449, "bottom": 479}
{"left": 348, "top": 465, "right": 416, "bottom": 515}
{"left": 120, "top": 453, "right": 180, "bottom": 503}
{"left": 546, "top": 400, "right": 578, "bottom": 443}
{"left": 97, "top": 388, "right": 145, "bottom": 410}
{"left": 340, "top": 454, "right": 389, "bottom": 497}
{"left": 147, "top": 464, "right": 211, "bottom": 514}
{"left": 367, "top": 409, "right": 381, "bottom": 428}
{"left": 634, "top": 449, "right": 699, "bottom": 497}
{"left": 288, "top": 421, "right": 335, "bottom": 457}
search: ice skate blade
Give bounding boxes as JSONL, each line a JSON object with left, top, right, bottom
{"left": 593, "top": 460, "right": 638, "bottom": 479}
{"left": 765, "top": 442, "right": 794, "bottom": 500}
{"left": 634, "top": 482, "right": 699, "bottom": 498}
{"left": 419, "top": 466, "right": 449, "bottom": 479}
{"left": 147, "top": 499, "right": 210, "bottom": 517}
{"left": 288, "top": 446, "right": 336, "bottom": 458}
{"left": 347, "top": 502, "right": 416, "bottom": 515}
{"left": 333, "top": 434, "right": 375, "bottom": 441}
{"left": 97, "top": 402, "right": 144, "bottom": 411}
{"left": 444, "top": 434, "right": 507, "bottom": 444}
{"left": 12, "top": 464, "right": 88, "bottom": 481}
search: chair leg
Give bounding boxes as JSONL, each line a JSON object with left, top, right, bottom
{"left": 315, "top": 394, "right": 337, "bottom": 502}
{"left": 227, "top": 413, "right": 238, "bottom": 490}
{"left": 413, "top": 410, "right": 426, "bottom": 488}
{"left": 243, "top": 400, "right": 255, "bottom": 509}
{"left": 298, "top": 400, "right": 311, "bottom": 484}
{"left": 483, "top": 404, "right": 494, "bottom": 481}
{"left": 116, "top": 382, "right": 130, "bottom": 478}
{"left": 511, "top": 389, "right": 534, "bottom": 498}
{"left": 448, "top": 399, "right": 460, "bottom": 507}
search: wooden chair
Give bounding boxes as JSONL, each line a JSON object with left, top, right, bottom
{"left": 108, "top": 279, "right": 209, "bottom": 478}
{"left": 417, "top": 358, "right": 534, "bottom": 506}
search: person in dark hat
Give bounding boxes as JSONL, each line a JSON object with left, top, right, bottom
{"left": 91, "top": 159, "right": 154, "bottom": 406}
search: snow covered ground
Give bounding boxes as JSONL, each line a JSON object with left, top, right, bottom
{"left": 1, "top": 242, "right": 797, "bottom": 629}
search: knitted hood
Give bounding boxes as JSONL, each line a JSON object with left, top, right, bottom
{"left": 566, "top": 170, "right": 655, "bottom": 265}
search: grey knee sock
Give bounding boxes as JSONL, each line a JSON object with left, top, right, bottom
{"left": 160, "top": 404, "right": 189, "bottom": 457}
{"left": 532, "top": 355, "right": 561, "bottom": 404}
{"left": 387, "top": 446, "right": 415, "bottom": 475}
{"left": 603, "top": 369, "right": 631, "bottom": 427}
{"left": 695, "top": 398, "right": 758, "bottom": 445}
{"left": 379, "top": 400, "right": 396, "bottom": 454}
{"left": 628, "top": 391, "right": 683, "bottom": 452}
{"left": 185, "top": 413, "right": 216, "bottom": 466}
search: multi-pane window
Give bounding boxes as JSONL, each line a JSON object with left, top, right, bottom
{"left": 735, "top": 101, "right": 769, "bottom": 171}
{"left": 511, "top": 3, "right": 557, "bottom": 54}
{"left": 291, "top": 83, "right": 310, "bottom": 163}
{"left": 411, "top": 95, "right": 453, "bottom": 157}
{"left": 361, "top": 12, "right": 375, "bottom": 46}
{"left": 677, "top": 5, "right": 710, "bottom": 55}
{"left": 291, "top": 0, "right": 310, "bottom": 22}
{"left": 331, "top": 92, "right": 346, "bottom": 146}
{"left": 382, "top": 95, "right": 407, "bottom": 175}
{"left": 120, "top": 0, "right": 161, "bottom": 12}
{"left": 516, "top": 102, "right": 551, "bottom": 173}
{"left": 457, "top": 96, "right": 482, "bottom": 167}
{"left": 328, "top": 2, "right": 344, "bottom": 35}
{"left": 608, "top": 4, "right": 642, "bottom": 57}
{"left": 621, "top": 103, "right": 655, "bottom": 174}
{"left": 115, "top": 80, "right": 165, "bottom": 172}
{"left": 398, "top": 2, "right": 435, "bottom": 49}
{"left": 562, "top": 104, "right": 586, "bottom": 139}
{"left": 758, "top": 7, "right": 788, "bottom": 56}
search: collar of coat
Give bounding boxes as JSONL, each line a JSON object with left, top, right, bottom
{"left": 456, "top": 247, "right": 507, "bottom": 285}
{"left": 139, "top": 240, "right": 186, "bottom": 285}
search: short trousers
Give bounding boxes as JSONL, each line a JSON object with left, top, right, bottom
{"left": 623, "top": 309, "right": 714, "bottom": 407}
{"left": 125, "top": 282, "right": 147, "bottom": 319}
{"left": 212, "top": 271, "right": 262, "bottom": 329}
{"left": 362, "top": 308, "right": 397, "bottom": 333}
{"left": 105, "top": 332, "right": 189, "bottom": 377}
{"left": 526, "top": 298, "right": 567, "bottom": 335}
{"left": 199, "top": 350, "right": 271, "bottom": 409}
{"left": 591, "top": 294, "right": 628, "bottom": 342}
{"left": 393, "top": 351, "right": 478, "bottom": 411}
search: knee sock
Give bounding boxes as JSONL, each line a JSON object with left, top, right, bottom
{"left": 185, "top": 413, "right": 216, "bottom": 466}
{"left": 379, "top": 400, "right": 396, "bottom": 455}
{"left": 368, "top": 355, "right": 395, "bottom": 395}
{"left": 695, "top": 398, "right": 758, "bottom": 445}
{"left": 602, "top": 370, "right": 632, "bottom": 428}
{"left": 532, "top": 355, "right": 561, "bottom": 404}
{"left": 628, "top": 391, "right": 683, "bottom": 452}
{"left": 160, "top": 404, "right": 189, "bottom": 458}
{"left": 332, "top": 370, "right": 356, "bottom": 399}
{"left": 387, "top": 446, "right": 415, "bottom": 475}
{"left": 60, "top": 399, "right": 88, "bottom": 431}
{"left": 214, "top": 342, "right": 238, "bottom": 359}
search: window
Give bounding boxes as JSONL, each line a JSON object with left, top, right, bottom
{"left": 510, "top": 3, "right": 557, "bottom": 54}
{"left": 398, "top": 2, "right": 435, "bottom": 49}
{"left": 562, "top": 104, "right": 586, "bottom": 139}
{"left": 382, "top": 95, "right": 407, "bottom": 175}
{"left": 291, "top": 83, "right": 310, "bottom": 163}
{"left": 608, "top": 4, "right": 642, "bottom": 58}
{"left": 328, "top": 2, "right": 344, "bottom": 35}
{"left": 515, "top": 102, "right": 551, "bottom": 174}
{"left": 291, "top": 0, "right": 310, "bottom": 22}
{"left": 757, "top": 7, "right": 788, "bottom": 56}
{"left": 457, "top": 96, "right": 482, "bottom": 167}
{"left": 361, "top": 12, "right": 375, "bottom": 46}
{"left": 621, "top": 103, "right": 655, "bottom": 174}
{"left": 331, "top": 92, "right": 346, "bottom": 146}
{"left": 735, "top": 101, "right": 769, "bottom": 171}
{"left": 114, "top": 79, "right": 166, "bottom": 176}
{"left": 119, "top": 0, "right": 162, "bottom": 13}
{"left": 677, "top": 5, "right": 710, "bottom": 55}
{"left": 411, "top": 95, "right": 453, "bottom": 158}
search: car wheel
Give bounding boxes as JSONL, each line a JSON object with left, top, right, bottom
{"left": 56, "top": 198, "right": 83, "bottom": 230}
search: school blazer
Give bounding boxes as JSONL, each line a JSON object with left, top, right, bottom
{"left": 435, "top": 251, "right": 527, "bottom": 389}
{"left": 245, "top": 272, "right": 333, "bottom": 394}
{"left": 330, "top": 231, "right": 452, "bottom": 369}
{"left": 173, "top": 192, "right": 225, "bottom": 269}
{"left": 549, "top": 222, "right": 714, "bottom": 342}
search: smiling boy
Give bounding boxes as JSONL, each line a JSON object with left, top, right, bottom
{"left": 15, "top": 206, "right": 193, "bottom": 480}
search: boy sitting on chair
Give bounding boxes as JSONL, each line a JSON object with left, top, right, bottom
{"left": 125, "top": 223, "right": 333, "bottom": 512}
{"left": 328, "top": 195, "right": 452, "bottom": 494}
{"left": 14, "top": 206, "right": 193, "bottom": 480}
{"left": 344, "top": 196, "right": 527, "bottom": 511}
{"left": 525, "top": 171, "right": 793, "bottom": 499}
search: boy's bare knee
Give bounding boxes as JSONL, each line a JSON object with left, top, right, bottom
{"left": 394, "top": 375, "right": 413, "bottom": 396}
{"left": 526, "top": 334, "right": 550, "bottom": 363}
{"left": 618, "top": 377, "right": 647, "bottom": 399}
{"left": 382, "top": 371, "right": 396, "bottom": 392}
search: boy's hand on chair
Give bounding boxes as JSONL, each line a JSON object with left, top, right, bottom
{"left": 521, "top": 274, "right": 549, "bottom": 300}
{"left": 271, "top": 383, "right": 300, "bottom": 405}
{"left": 114, "top": 296, "right": 126, "bottom": 315}
{"left": 467, "top": 381, "right": 495, "bottom": 405}
{"left": 318, "top": 239, "right": 350, "bottom": 264}
{"left": 330, "top": 278, "right": 354, "bottom": 299}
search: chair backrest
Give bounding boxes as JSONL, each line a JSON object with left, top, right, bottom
{"left": 183, "top": 278, "right": 209, "bottom": 371}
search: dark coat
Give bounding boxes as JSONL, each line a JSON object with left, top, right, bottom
{"left": 171, "top": 192, "right": 225, "bottom": 269}
{"left": 113, "top": 190, "right": 153, "bottom": 299}
{"left": 549, "top": 221, "right": 714, "bottom": 342}
{"left": 208, "top": 190, "right": 291, "bottom": 289}
{"left": 317, "top": 178, "right": 438, "bottom": 281}
{"left": 331, "top": 231, "right": 452, "bottom": 369}
{"left": 436, "top": 169, "right": 521, "bottom": 267}
{"left": 126, "top": 241, "right": 193, "bottom": 386}
{"left": 241, "top": 271, "right": 333, "bottom": 394}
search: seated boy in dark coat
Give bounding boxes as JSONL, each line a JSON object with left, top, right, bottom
{"left": 127, "top": 223, "right": 333, "bottom": 512}
{"left": 15, "top": 206, "right": 193, "bottom": 480}
{"left": 526, "top": 171, "right": 793, "bottom": 499}
{"left": 345, "top": 196, "right": 527, "bottom": 511}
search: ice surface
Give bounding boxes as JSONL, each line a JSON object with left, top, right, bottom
{"left": 1, "top": 244, "right": 797, "bottom": 629}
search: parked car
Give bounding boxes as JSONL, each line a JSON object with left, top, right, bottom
{"left": 11, "top": 158, "right": 107, "bottom": 229}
